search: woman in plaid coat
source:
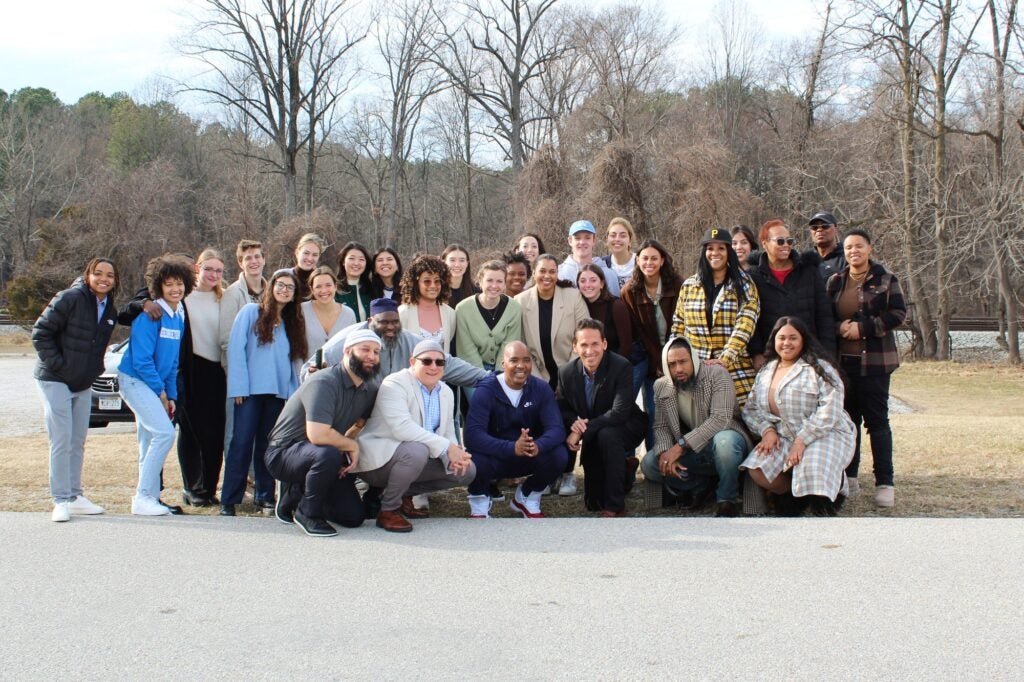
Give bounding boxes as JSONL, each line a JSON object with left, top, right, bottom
{"left": 740, "top": 316, "right": 855, "bottom": 514}
{"left": 671, "top": 228, "right": 760, "bottom": 404}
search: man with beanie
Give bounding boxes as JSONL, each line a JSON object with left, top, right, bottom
{"left": 356, "top": 340, "right": 476, "bottom": 532}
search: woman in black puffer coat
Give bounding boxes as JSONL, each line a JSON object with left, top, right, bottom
{"left": 747, "top": 219, "right": 835, "bottom": 369}
{"left": 33, "top": 258, "right": 120, "bottom": 522}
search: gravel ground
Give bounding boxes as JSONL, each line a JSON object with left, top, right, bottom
{"left": 897, "top": 330, "right": 1024, "bottom": 363}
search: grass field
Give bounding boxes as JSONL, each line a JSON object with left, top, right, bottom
{"left": 2, "top": 361, "right": 1022, "bottom": 518}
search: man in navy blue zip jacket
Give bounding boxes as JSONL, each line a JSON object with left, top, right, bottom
{"left": 464, "top": 341, "right": 567, "bottom": 518}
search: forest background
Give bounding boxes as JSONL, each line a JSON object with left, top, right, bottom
{"left": 1, "top": 0, "right": 1021, "bottom": 362}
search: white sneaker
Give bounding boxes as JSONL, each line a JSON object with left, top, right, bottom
{"left": 131, "top": 495, "right": 171, "bottom": 516}
{"left": 412, "top": 493, "right": 430, "bottom": 510}
{"left": 467, "top": 494, "right": 492, "bottom": 518}
{"left": 510, "top": 485, "right": 545, "bottom": 518}
{"left": 51, "top": 502, "right": 70, "bottom": 522}
{"left": 874, "top": 485, "right": 895, "bottom": 508}
{"left": 847, "top": 478, "right": 860, "bottom": 497}
{"left": 540, "top": 484, "right": 553, "bottom": 496}
{"left": 558, "top": 473, "right": 577, "bottom": 496}
{"left": 68, "top": 495, "right": 105, "bottom": 515}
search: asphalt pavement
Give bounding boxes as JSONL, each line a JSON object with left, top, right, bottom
{"left": 1, "top": 512, "right": 1021, "bottom": 679}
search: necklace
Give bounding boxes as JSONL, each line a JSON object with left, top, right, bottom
{"left": 480, "top": 296, "right": 502, "bottom": 325}
{"left": 849, "top": 269, "right": 869, "bottom": 284}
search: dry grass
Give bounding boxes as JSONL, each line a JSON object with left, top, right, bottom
{"left": 2, "top": 361, "right": 1022, "bottom": 518}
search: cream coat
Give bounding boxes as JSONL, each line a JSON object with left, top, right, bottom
{"left": 515, "top": 285, "right": 589, "bottom": 382}
{"left": 398, "top": 302, "right": 457, "bottom": 351}
{"left": 356, "top": 368, "right": 456, "bottom": 473}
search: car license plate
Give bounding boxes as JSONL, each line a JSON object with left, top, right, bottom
{"left": 99, "top": 397, "right": 122, "bottom": 411}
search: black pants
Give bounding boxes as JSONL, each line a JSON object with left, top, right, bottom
{"left": 176, "top": 356, "right": 227, "bottom": 499}
{"left": 841, "top": 356, "right": 894, "bottom": 486}
{"left": 265, "top": 442, "right": 363, "bottom": 527}
{"left": 579, "top": 414, "right": 647, "bottom": 512}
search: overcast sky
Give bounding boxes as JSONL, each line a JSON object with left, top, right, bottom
{"left": 2, "top": 0, "right": 824, "bottom": 106}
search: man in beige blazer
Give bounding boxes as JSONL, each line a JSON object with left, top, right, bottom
{"left": 356, "top": 339, "right": 475, "bottom": 532}
{"left": 515, "top": 254, "right": 590, "bottom": 388}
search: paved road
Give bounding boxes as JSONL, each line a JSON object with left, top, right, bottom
{"left": 1, "top": 513, "right": 1021, "bottom": 679}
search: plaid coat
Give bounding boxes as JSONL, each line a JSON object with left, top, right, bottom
{"left": 671, "top": 272, "right": 760, "bottom": 403}
{"left": 740, "top": 358, "right": 855, "bottom": 501}
{"left": 826, "top": 261, "right": 907, "bottom": 376}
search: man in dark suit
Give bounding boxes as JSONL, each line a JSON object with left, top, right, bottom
{"left": 557, "top": 319, "right": 648, "bottom": 516}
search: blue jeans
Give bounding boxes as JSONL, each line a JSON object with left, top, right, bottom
{"left": 632, "top": 359, "right": 656, "bottom": 448}
{"left": 641, "top": 429, "right": 746, "bottom": 502}
{"left": 222, "top": 394, "right": 283, "bottom": 505}
{"left": 118, "top": 373, "right": 176, "bottom": 500}
{"left": 37, "top": 380, "right": 91, "bottom": 502}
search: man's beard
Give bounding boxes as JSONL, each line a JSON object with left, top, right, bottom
{"left": 673, "top": 376, "right": 695, "bottom": 391}
{"left": 348, "top": 353, "right": 380, "bottom": 381}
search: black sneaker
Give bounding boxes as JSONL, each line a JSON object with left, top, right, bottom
{"left": 487, "top": 481, "right": 505, "bottom": 502}
{"left": 275, "top": 481, "right": 294, "bottom": 524}
{"left": 362, "top": 487, "right": 383, "bottom": 520}
{"left": 219, "top": 504, "right": 236, "bottom": 517}
{"left": 293, "top": 509, "right": 337, "bottom": 537}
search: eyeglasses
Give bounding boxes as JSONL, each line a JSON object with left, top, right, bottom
{"left": 417, "top": 357, "right": 446, "bottom": 367}
{"left": 274, "top": 282, "right": 296, "bottom": 292}
{"left": 768, "top": 237, "right": 796, "bottom": 246}
{"left": 809, "top": 224, "right": 834, "bottom": 231}
{"left": 201, "top": 267, "right": 223, "bottom": 274}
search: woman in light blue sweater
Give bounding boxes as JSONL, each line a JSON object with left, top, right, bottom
{"left": 222, "top": 269, "right": 307, "bottom": 516}
{"left": 118, "top": 255, "right": 194, "bottom": 516}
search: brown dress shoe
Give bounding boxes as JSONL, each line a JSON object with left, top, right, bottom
{"left": 715, "top": 501, "right": 739, "bottom": 517}
{"left": 400, "top": 495, "right": 430, "bottom": 519}
{"left": 376, "top": 510, "right": 413, "bottom": 533}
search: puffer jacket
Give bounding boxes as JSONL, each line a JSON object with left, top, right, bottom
{"left": 33, "top": 281, "right": 118, "bottom": 391}
{"left": 747, "top": 250, "right": 835, "bottom": 357}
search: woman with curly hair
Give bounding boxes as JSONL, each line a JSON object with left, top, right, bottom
{"left": 398, "top": 254, "right": 457, "bottom": 352}
{"left": 671, "top": 227, "right": 760, "bottom": 405}
{"left": 335, "top": 241, "right": 373, "bottom": 321}
{"left": 504, "top": 252, "right": 531, "bottom": 298}
{"left": 33, "top": 257, "right": 120, "bottom": 521}
{"left": 740, "top": 316, "right": 855, "bottom": 516}
{"left": 118, "top": 254, "right": 194, "bottom": 516}
{"left": 369, "top": 247, "right": 403, "bottom": 301}
{"left": 222, "top": 269, "right": 307, "bottom": 516}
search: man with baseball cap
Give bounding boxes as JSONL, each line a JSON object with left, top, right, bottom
{"left": 264, "top": 329, "right": 382, "bottom": 537}
{"left": 808, "top": 211, "right": 845, "bottom": 282}
{"left": 558, "top": 220, "right": 621, "bottom": 296}
{"left": 356, "top": 339, "right": 476, "bottom": 532}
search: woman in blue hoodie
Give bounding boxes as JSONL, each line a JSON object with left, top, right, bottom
{"left": 222, "top": 269, "right": 307, "bottom": 516}
{"left": 118, "top": 255, "right": 194, "bottom": 516}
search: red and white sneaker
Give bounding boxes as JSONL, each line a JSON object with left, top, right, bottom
{"left": 467, "top": 494, "right": 492, "bottom": 519}
{"left": 510, "top": 485, "right": 545, "bottom": 518}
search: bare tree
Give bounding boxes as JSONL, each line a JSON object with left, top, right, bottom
{"left": 183, "top": 0, "right": 366, "bottom": 216}
{"left": 376, "top": 0, "right": 447, "bottom": 246}
{"left": 432, "top": 0, "right": 567, "bottom": 172}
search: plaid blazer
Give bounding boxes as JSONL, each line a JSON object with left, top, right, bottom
{"left": 651, "top": 360, "right": 752, "bottom": 457}
{"left": 740, "top": 358, "right": 855, "bottom": 501}
{"left": 671, "top": 272, "right": 760, "bottom": 403}
{"left": 826, "top": 261, "right": 907, "bottom": 376}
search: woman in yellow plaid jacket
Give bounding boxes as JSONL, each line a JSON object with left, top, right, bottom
{"left": 671, "top": 228, "right": 760, "bottom": 404}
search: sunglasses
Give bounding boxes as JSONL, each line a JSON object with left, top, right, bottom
{"left": 809, "top": 224, "right": 834, "bottom": 231}
{"left": 417, "top": 357, "right": 446, "bottom": 367}
{"left": 768, "top": 237, "right": 796, "bottom": 246}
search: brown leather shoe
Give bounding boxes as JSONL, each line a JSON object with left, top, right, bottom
{"left": 400, "top": 495, "right": 429, "bottom": 519}
{"left": 600, "top": 509, "right": 627, "bottom": 518}
{"left": 376, "top": 510, "right": 413, "bottom": 533}
{"left": 715, "top": 501, "right": 739, "bottom": 517}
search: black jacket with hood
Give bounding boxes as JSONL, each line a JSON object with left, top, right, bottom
{"left": 33, "top": 281, "right": 118, "bottom": 392}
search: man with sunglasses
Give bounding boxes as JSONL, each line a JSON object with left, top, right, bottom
{"left": 356, "top": 340, "right": 476, "bottom": 532}
{"left": 808, "top": 211, "right": 845, "bottom": 282}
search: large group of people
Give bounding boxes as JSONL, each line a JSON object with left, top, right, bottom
{"left": 33, "top": 210, "right": 907, "bottom": 533}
